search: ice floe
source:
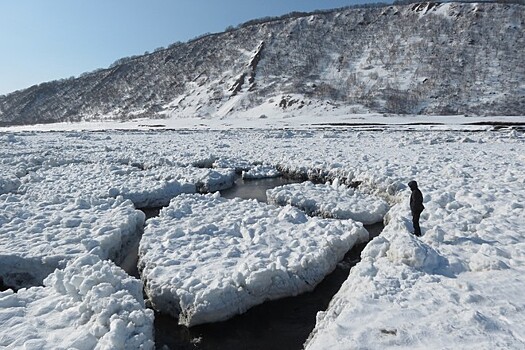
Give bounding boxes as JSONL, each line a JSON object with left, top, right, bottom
{"left": 304, "top": 135, "right": 525, "bottom": 349}
{"left": 267, "top": 181, "right": 389, "bottom": 224}
{"left": 0, "top": 254, "right": 154, "bottom": 349}
{"left": 15, "top": 161, "right": 238, "bottom": 207}
{"left": 0, "top": 194, "right": 144, "bottom": 289}
{"left": 0, "top": 126, "right": 523, "bottom": 348}
{"left": 138, "top": 192, "right": 368, "bottom": 326}
{"left": 18, "top": 163, "right": 208, "bottom": 208}
{"left": 166, "top": 166, "right": 236, "bottom": 193}
{"left": 242, "top": 164, "right": 281, "bottom": 179}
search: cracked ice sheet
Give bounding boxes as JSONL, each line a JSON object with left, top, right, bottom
{"left": 19, "top": 163, "right": 235, "bottom": 208}
{"left": 138, "top": 192, "right": 368, "bottom": 327}
{"left": 18, "top": 163, "right": 196, "bottom": 208}
{"left": 305, "top": 144, "right": 525, "bottom": 349}
{"left": 1, "top": 127, "right": 524, "bottom": 347}
{"left": 267, "top": 181, "right": 389, "bottom": 224}
{"left": 305, "top": 216, "right": 525, "bottom": 349}
{"left": 0, "top": 194, "right": 144, "bottom": 289}
{"left": 0, "top": 254, "right": 154, "bottom": 349}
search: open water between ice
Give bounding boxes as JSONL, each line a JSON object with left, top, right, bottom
{"left": 0, "top": 280, "right": 9, "bottom": 292}
{"left": 138, "top": 176, "right": 384, "bottom": 350}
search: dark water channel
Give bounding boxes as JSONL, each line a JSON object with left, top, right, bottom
{"left": 142, "top": 176, "right": 384, "bottom": 350}
{"left": 0, "top": 280, "right": 9, "bottom": 292}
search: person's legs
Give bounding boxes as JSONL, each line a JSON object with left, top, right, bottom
{"left": 412, "top": 211, "right": 421, "bottom": 236}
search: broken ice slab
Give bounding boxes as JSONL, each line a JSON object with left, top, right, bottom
{"left": 241, "top": 164, "right": 281, "bottom": 179}
{"left": 138, "top": 192, "right": 368, "bottom": 327}
{"left": 0, "top": 254, "right": 154, "bottom": 349}
{"left": 18, "top": 163, "right": 197, "bottom": 208}
{"left": 0, "top": 194, "right": 144, "bottom": 289}
{"left": 267, "top": 181, "right": 389, "bottom": 225}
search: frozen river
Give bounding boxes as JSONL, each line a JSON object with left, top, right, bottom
{"left": 1, "top": 126, "right": 524, "bottom": 349}
{"left": 154, "top": 223, "right": 384, "bottom": 350}
{"left": 153, "top": 176, "right": 383, "bottom": 349}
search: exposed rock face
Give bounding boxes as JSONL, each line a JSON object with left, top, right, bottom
{"left": 0, "top": 2, "right": 524, "bottom": 126}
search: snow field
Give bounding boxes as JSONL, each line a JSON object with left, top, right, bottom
{"left": 138, "top": 192, "right": 369, "bottom": 326}
{"left": 12, "top": 159, "right": 238, "bottom": 208}
{"left": 267, "top": 180, "right": 389, "bottom": 224}
{"left": 0, "top": 194, "right": 144, "bottom": 289}
{"left": 305, "top": 136, "right": 525, "bottom": 349}
{"left": 0, "top": 128, "right": 523, "bottom": 348}
{"left": 0, "top": 254, "right": 154, "bottom": 349}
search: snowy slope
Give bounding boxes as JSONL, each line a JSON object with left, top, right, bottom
{"left": 0, "top": 2, "right": 524, "bottom": 126}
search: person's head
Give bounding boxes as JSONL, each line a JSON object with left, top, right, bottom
{"left": 408, "top": 180, "right": 418, "bottom": 190}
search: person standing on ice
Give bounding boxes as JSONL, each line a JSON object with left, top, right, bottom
{"left": 408, "top": 180, "right": 424, "bottom": 236}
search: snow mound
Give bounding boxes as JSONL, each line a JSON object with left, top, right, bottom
{"left": 468, "top": 244, "right": 511, "bottom": 272}
{"left": 169, "top": 167, "right": 236, "bottom": 193}
{"left": 242, "top": 164, "right": 281, "bottom": 179}
{"left": 363, "top": 217, "right": 447, "bottom": 274}
{"left": 0, "top": 194, "right": 144, "bottom": 289}
{"left": 267, "top": 181, "right": 389, "bottom": 224}
{"left": 0, "top": 254, "right": 154, "bottom": 349}
{"left": 139, "top": 193, "right": 368, "bottom": 326}
{"left": 0, "top": 173, "right": 21, "bottom": 195}
{"left": 212, "top": 157, "right": 254, "bottom": 172}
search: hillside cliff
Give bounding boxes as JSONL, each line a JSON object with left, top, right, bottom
{"left": 0, "top": 2, "right": 523, "bottom": 126}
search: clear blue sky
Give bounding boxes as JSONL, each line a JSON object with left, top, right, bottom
{"left": 0, "top": 0, "right": 386, "bottom": 96}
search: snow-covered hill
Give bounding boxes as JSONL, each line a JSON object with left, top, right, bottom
{"left": 0, "top": 2, "right": 524, "bottom": 126}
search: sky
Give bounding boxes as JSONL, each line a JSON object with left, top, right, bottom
{"left": 0, "top": 0, "right": 385, "bottom": 96}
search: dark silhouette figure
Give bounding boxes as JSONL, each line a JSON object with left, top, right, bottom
{"left": 408, "top": 180, "right": 424, "bottom": 236}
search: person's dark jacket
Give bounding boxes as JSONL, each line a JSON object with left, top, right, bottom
{"left": 408, "top": 181, "right": 424, "bottom": 214}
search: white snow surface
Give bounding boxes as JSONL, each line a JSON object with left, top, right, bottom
{"left": 139, "top": 193, "right": 368, "bottom": 326}
{"left": 0, "top": 117, "right": 524, "bottom": 348}
{"left": 242, "top": 164, "right": 281, "bottom": 179}
{"left": 19, "top": 163, "right": 195, "bottom": 208}
{"left": 0, "top": 169, "right": 21, "bottom": 195}
{"left": 1, "top": 111, "right": 523, "bottom": 133}
{"left": 0, "top": 194, "right": 144, "bottom": 289}
{"left": 0, "top": 254, "right": 154, "bottom": 349}
{"left": 17, "top": 163, "right": 239, "bottom": 208}
{"left": 267, "top": 180, "right": 389, "bottom": 224}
